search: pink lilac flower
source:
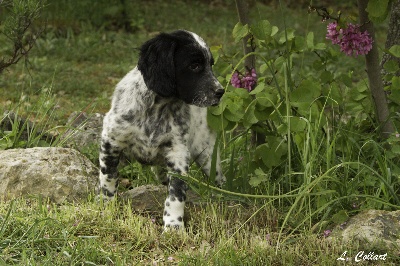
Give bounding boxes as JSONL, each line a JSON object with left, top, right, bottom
{"left": 231, "top": 71, "right": 242, "bottom": 88}
{"left": 326, "top": 22, "right": 373, "bottom": 57}
{"left": 230, "top": 68, "right": 257, "bottom": 92}
{"left": 326, "top": 22, "right": 340, "bottom": 44}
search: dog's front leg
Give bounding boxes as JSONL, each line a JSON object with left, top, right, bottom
{"left": 163, "top": 145, "right": 190, "bottom": 230}
{"left": 98, "top": 134, "right": 123, "bottom": 199}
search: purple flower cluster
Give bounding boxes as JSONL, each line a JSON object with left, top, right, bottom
{"left": 326, "top": 22, "right": 373, "bottom": 57}
{"left": 230, "top": 68, "right": 257, "bottom": 92}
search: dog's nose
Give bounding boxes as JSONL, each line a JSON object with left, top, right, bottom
{"left": 215, "top": 89, "right": 225, "bottom": 99}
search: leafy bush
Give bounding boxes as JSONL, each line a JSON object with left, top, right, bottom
{"left": 206, "top": 18, "right": 400, "bottom": 231}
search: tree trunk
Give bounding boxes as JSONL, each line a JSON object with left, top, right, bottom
{"left": 381, "top": 0, "right": 400, "bottom": 77}
{"left": 357, "top": 0, "right": 395, "bottom": 139}
{"left": 235, "top": 0, "right": 256, "bottom": 71}
{"left": 235, "top": 0, "right": 265, "bottom": 144}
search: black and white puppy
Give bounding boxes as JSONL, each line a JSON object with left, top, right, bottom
{"left": 99, "top": 30, "right": 226, "bottom": 230}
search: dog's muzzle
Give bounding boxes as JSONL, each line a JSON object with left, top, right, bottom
{"left": 211, "top": 89, "right": 225, "bottom": 106}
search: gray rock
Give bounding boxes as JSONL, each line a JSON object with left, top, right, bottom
{"left": 330, "top": 209, "right": 400, "bottom": 250}
{"left": 121, "top": 185, "right": 203, "bottom": 213}
{"left": 121, "top": 185, "right": 167, "bottom": 212}
{"left": 0, "top": 147, "right": 98, "bottom": 203}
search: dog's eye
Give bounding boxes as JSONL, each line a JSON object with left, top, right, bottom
{"left": 189, "top": 63, "right": 202, "bottom": 71}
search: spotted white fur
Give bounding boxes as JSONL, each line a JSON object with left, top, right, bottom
{"left": 98, "top": 30, "right": 225, "bottom": 230}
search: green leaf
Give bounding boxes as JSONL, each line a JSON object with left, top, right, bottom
{"left": 331, "top": 210, "right": 349, "bottom": 224}
{"left": 274, "top": 56, "right": 285, "bottom": 71}
{"left": 254, "top": 107, "right": 271, "bottom": 121}
{"left": 383, "top": 60, "right": 399, "bottom": 73}
{"left": 290, "top": 80, "right": 321, "bottom": 105}
{"left": 249, "top": 83, "right": 265, "bottom": 95}
{"left": 256, "top": 91, "right": 277, "bottom": 107}
{"left": 366, "top": 0, "right": 389, "bottom": 19}
{"left": 259, "top": 63, "right": 269, "bottom": 74}
{"left": 250, "top": 20, "right": 272, "bottom": 41}
{"left": 224, "top": 108, "right": 244, "bottom": 122}
{"left": 278, "top": 29, "right": 295, "bottom": 44}
{"left": 388, "top": 45, "right": 400, "bottom": 58}
{"left": 232, "top": 22, "right": 249, "bottom": 43}
{"left": 314, "top": 42, "right": 326, "bottom": 50}
{"left": 243, "top": 104, "right": 259, "bottom": 128}
{"left": 249, "top": 168, "right": 269, "bottom": 187}
{"left": 289, "top": 117, "right": 307, "bottom": 132}
{"left": 320, "top": 70, "right": 334, "bottom": 83}
{"left": 294, "top": 36, "right": 305, "bottom": 52}
{"left": 207, "top": 111, "right": 228, "bottom": 131}
{"left": 271, "top": 26, "right": 279, "bottom": 36}
{"left": 339, "top": 74, "right": 353, "bottom": 87}
{"left": 255, "top": 136, "right": 287, "bottom": 168}
{"left": 392, "top": 76, "right": 400, "bottom": 88}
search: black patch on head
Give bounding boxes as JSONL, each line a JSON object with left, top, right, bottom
{"left": 138, "top": 31, "right": 195, "bottom": 98}
{"left": 177, "top": 216, "right": 183, "bottom": 222}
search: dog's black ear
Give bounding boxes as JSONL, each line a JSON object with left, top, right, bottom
{"left": 138, "top": 33, "right": 177, "bottom": 97}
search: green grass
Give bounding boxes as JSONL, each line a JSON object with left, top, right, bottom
{"left": 1, "top": 196, "right": 396, "bottom": 265}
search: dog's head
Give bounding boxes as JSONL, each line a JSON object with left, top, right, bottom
{"left": 137, "top": 30, "right": 224, "bottom": 107}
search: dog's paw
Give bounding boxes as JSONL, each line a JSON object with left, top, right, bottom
{"left": 162, "top": 222, "right": 185, "bottom": 234}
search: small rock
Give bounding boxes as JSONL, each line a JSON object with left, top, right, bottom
{"left": 0, "top": 147, "right": 98, "bottom": 203}
{"left": 329, "top": 209, "right": 400, "bottom": 250}
{"left": 121, "top": 185, "right": 167, "bottom": 212}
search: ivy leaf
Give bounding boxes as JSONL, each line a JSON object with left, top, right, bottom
{"left": 388, "top": 45, "right": 400, "bottom": 58}
{"left": 243, "top": 103, "right": 259, "bottom": 128}
{"left": 290, "top": 80, "right": 321, "bottom": 106}
{"left": 271, "top": 26, "right": 279, "bottom": 37}
{"left": 249, "top": 168, "right": 269, "bottom": 187}
{"left": 207, "top": 111, "right": 229, "bottom": 131}
{"left": 366, "top": 0, "right": 389, "bottom": 22}
{"left": 339, "top": 74, "right": 353, "bottom": 87}
{"left": 249, "top": 83, "right": 265, "bottom": 95}
{"left": 255, "top": 136, "right": 287, "bottom": 168}
{"left": 314, "top": 42, "right": 326, "bottom": 50}
{"left": 331, "top": 210, "right": 349, "bottom": 224}
{"left": 209, "top": 103, "right": 225, "bottom": 116}
{"left": 278, "top": 29, "right": 295, "bottom": 44}
{"left": 256, "top": 91, "right": 277, "bottom": 107}
{"left": 250, "top": 20, "right": 272, "bottom": 41}
{"left": 224, "top": 108, "right": 244, "bottom": 122}
{"left": 232, "top": 22, "right": 249, "bottom": 43}
{"left": 289, "top": 117, "right": 307, "bottom": 132}
{"left": 383, "top": 60, "right": 399, "bottom": 73}
{"left": 320, "top": 70, "right": 334, "bottom": 83}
